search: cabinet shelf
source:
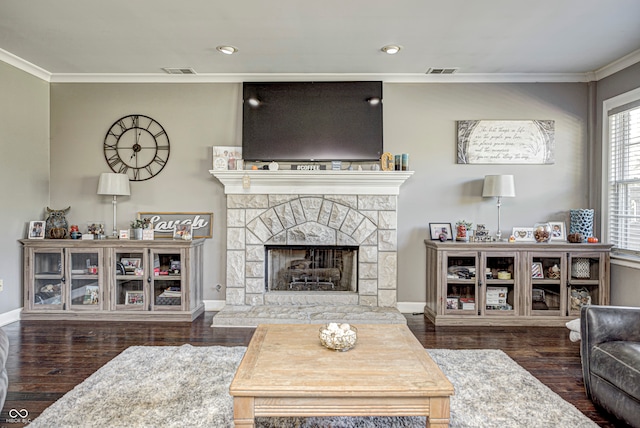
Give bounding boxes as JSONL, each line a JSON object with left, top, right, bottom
{"left": 485, "top": 279, "right": 515, "bottom": 285}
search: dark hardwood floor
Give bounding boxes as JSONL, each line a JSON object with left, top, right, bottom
{"left": 0, "top": 312, "right": 626, "bottom": 427}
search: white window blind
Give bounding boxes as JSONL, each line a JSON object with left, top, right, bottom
{"left": 608, "top": 99, "right": 640, "bottom": 254}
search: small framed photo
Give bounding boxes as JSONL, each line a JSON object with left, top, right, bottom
{"left": 532, "top": 262, "right": 544, "bottom": 278}
{"left": 429, "top": 223, "right": 453, "bottom": 241}
{"left": 446, "top": 296, "right": 460, "bottom": 310}
{"left": 212, "top": 146, "right": 242, "bottom": 171}
{"left": 512, "top": 227, "right": 535, "bottom": 242}
{"left": 28, "top": 220, "right": 46, "bottom": 239}
{"left": 142, "top": 229, "right": 154, "bottom": 240}
{"left": 125, "top": 290, "right": 144, "bottom": 305}
{"left": 549, "top": 221, "right": 566, "bottom": 241}
{"left": 173, "top": 224, "right": 193, "bottom": 241}
{"left": 120, "top": 258, "right": 141, "bottom": 268}
{"left": 83, "top": 285, "right": 99, "bottom": 305}
{"left": 119, "top": 229, "right": 130, "bottom": 240}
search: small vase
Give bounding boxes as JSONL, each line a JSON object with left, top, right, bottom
{"left": 132, "top": 228, "right": 143, "bottom": 240}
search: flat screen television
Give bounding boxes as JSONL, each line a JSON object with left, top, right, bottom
{"left": 242, "top": 81, "right": 383, "bottom": 162}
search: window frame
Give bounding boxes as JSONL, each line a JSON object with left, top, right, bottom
{"left": 602, "top": 86, "right": 640, "bottom": 259}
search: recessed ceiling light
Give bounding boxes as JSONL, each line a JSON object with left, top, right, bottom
{"left": 381, "top": 45, "right": 401, "bottom": 55}
{"left": 216, "top": 45, "right": 238, "bottom": 55}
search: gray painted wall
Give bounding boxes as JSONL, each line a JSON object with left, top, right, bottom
{"left": 0, "top": 62, "right": 50, "bottom": 317}
{"left": 49, "top": 83, "right": 241, "bottom": 303}
{"left": 1, "top": 59, "right": 638, "bottom": 320}
{"left": 48, "top": 81, "right": 590, "bottom": 304}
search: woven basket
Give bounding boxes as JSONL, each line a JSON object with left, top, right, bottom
{"left": 571, "top": 258, "right": 590, "bottom": 279}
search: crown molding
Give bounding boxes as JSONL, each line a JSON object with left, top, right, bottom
{"left": 0, "top": 48, "right": 51, "bottom": 81}
{"left": 594, "top": 48, "right": 640, "bottom": 81}
{"left": 48, "top": 71, "right": 595, "bottom": 84}
{"left": 1, "top": 48, "right": 636, "bottom": 84}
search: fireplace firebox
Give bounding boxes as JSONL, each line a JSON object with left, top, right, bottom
{"left": 266, "top": 245, "right": 358, "bottom": 292}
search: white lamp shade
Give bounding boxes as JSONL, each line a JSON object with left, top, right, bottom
{"left": 482, "top": 174, "right": 515, "bottom": 198}
{"left": 97, "top": 173, "right": 131, "bottom": 196}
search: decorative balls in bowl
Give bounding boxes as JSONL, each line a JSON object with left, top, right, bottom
{"left": 319, "top": 323, "right": 358, "bottom": 351}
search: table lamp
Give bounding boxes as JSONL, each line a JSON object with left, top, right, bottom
{"left": 482, "top": 174, "right": 515, "bottom": 241}
{"left": 97, "top": 173, "right": 131, "bottom": 238}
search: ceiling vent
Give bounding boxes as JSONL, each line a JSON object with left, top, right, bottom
{"left": 425, "top": 67, "right": 459, "bottom": 75}
{"left": 162, "top": 67, "right": 197, "bottom": 75}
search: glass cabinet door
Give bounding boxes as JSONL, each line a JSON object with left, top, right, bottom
{"left": 443, "top": 251, "right": 478, "bottom": 314}
{"left": 32, "top": 249, "right": 64, "bottom": 308}
{"left": 114, "top": 250, "right": 146, "bottom": 310}
{"left": 68, "top": 249, "right": 103, "bottom": 309}
{"left": 529, "top": 252, "right": 567, "bottom": 316}
{"left": 567, "top": 253, "right": 604, "bottom": 317}
{"left": 482, "top": 252, "right": 518, "bottom": 316}
{"left": 150, "top": 249, "right": 184, "bottom": 310}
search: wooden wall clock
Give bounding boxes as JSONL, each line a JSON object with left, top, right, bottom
{"left": 103, "top": 114, "right": 170, "bottom": 181}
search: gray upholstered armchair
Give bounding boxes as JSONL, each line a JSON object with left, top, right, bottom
{"left": 0, "top": 327, "right": 8, "bottom": 410}
{"left": 581, "top": 305, "right": 640, "bottom": 428}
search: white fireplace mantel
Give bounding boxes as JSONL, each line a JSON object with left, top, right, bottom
{"left": 210, "top": 170, "right": 413, "bottom": 195}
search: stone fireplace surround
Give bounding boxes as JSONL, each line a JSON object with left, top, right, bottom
{"left": 210, "top": 170, "right": 412, "bottom": 325}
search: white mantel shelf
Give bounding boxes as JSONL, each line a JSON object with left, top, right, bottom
{"left": 210, "top": 170, "right": 414, "bottom": 195}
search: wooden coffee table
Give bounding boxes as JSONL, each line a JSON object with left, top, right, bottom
{"left": 230, "top": 323, "right": 454, "bottom": 427}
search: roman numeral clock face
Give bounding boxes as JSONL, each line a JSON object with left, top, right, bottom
{"left": 103, "top": 114, "right": 170, "bottom": 181}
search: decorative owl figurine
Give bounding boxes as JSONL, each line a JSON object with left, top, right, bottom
{"left": 45, "top": 206, "right": 70, "bottom": 239}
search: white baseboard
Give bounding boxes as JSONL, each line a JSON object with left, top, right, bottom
{"left": 203, "top": 300, "right": 425, "bottom": 315}
{"left": 0, "top": 307, "right": 22, "bottom": 326}
{"left": 397, "top": 302, "right": 426, "bottom": 314}
{"left": 203, "top": 300, "right": 226, "bottom": 312}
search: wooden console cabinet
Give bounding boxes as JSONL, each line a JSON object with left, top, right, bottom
{"left": 424, "top": 240, "right": 611, "bottom": 326}
{"left": 21, "top": 239, "right": 205, "bottom": 322}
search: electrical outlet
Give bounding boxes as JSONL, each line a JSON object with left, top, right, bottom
{"left": 0, "top": 279, "right": 3, "bottom": 292}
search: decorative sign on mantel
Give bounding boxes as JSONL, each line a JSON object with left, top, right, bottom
{"left": 138, "top": 212, "right": 213, "bottom": 239}
{"left": 457, "top": 120, "right": 555, "bottom": 164}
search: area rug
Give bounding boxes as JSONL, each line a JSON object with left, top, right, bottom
{"left": 29, "top": 345, "right": 596, "bottom": 428}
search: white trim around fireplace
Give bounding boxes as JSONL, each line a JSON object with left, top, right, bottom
{"left": 211, "top": 170, "right": 414, "bottom": 195}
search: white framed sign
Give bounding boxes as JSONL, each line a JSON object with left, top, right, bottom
{"left": 138, "top": 212, "right": 213, "bottom": 239}
{"left": 457, "top": 120, "right": 555, "bottom": 164}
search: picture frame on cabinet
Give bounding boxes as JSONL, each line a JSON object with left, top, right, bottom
{"left": 531, "top": 262, "right": 544, "bottom": 278}
{"left": 28, "top": 220, "right": 45, "bottom": 239}
{"left": 173, "top": 224, "right": 192, "bottom": 241}
{"left": 429, "top": 223, "right": 453, "bottom": 241}
{"left": 83, "top": 285, "right": 99, "bottom": 305}
{"left": 512, "top": 227, "right": 535, "bottom": 242}
{"left": 549, "top": 221, "right": 566, "bottom": 241}
{"left": 120, "top": 258, "right": 141, "bottom": 268}
{"left": 446, "top": 296, "right": 460, "bottom": 310}
{"left": 125, "top": 290, "right": 144, "bottom": 305}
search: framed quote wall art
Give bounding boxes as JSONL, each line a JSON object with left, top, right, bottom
{"left": 457, "top": 120, "right": 555, "bottom": 164}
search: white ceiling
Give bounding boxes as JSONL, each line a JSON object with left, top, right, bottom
{"left": 1, "top": 0, "right": 640, "bottom": 82}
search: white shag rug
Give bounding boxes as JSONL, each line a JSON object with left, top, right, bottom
{"left": 28, "top": 345, "right": 596, "bottom": 428}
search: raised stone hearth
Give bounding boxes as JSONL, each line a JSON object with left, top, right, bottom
{"left": 210, "top": 170, "right": 412, "bottom": 325}
{"left": 211, "top": 304, "right": 407, "bottom": 327}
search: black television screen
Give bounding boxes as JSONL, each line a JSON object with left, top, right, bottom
{"left": 242, "top": 81, "right": 383, "bottom": 162}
